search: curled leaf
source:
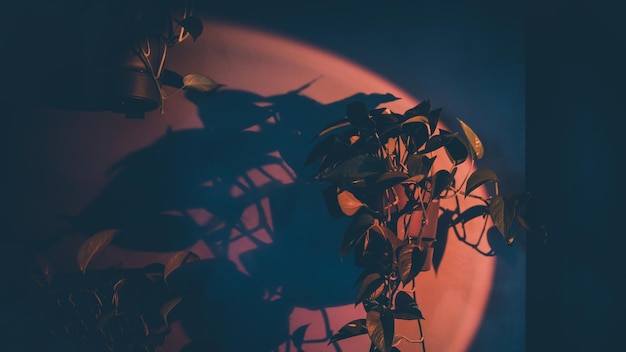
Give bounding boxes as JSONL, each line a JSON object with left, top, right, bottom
{"left": 355, "top": 273, "right": 385, "bottom": 306}
{"left": 161, "top": 297, "right": 183, "bottom": 328}
{"left": 465, "top": 168, "right": 499, "bottom": 196}
{"left": 164, "top": 250, "right": 200, "bottom": 283}
{"left": 77, "top": 229, "right": 119, "bottom": 273}
{"left": 183, "top": 74, "right": 219, "bottom": 92}
{"left": 457, "top": 118, "right": 484, "bottom": 159}
{"left": 329, "top": 319, "right": 368, "bottom": 344}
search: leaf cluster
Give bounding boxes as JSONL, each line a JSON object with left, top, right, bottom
{"left": 307, "top": 100, "right": 529, "bottom": 351}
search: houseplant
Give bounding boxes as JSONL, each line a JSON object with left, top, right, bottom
{"left": 305, "top": 99, "right": 530, "bottom": 351}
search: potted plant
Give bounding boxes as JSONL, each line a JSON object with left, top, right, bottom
{"left": 305, "top": 99, "right": 529, "bottom": 351}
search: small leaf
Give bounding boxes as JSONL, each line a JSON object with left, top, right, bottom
{"left": 338, "top": 189, "right": 365, "bottom": 216}
{"left": 406, "top": 155, "right": 435, "bottom": 178}
{"left": 292, "top": 324, "right": 309, "bottom": 350}
{"left": 182, "top": 74, "right": 219, "bottom": 92}
{"left": 428, "top": 108, "right": 442, "bottom": 135}
{"left": 440, "top": 130, "right": 469, "bottom": 165}
{"left": 430, "top": 169, "right": 453, "bottom": 199}
{"left": 403, "top": 100, "right": 430, "bottom": 119}
{"left": 393, "top": 291, "right": 425, "bottom": 320}
{"left": 367, "top": 309, "right": 394, "bottom": 352}
{"left": 418, "top": 132, "right": 458, "bottom": 155}
{"left": 465, "top": 168, "right": 499, "bottom": 196}
{"left": 177, "top": 16, "right": 203, "bottom": 41}
{"left": 77, "top": 229, "right": 119, "bottom": 273}
{"left": 164, "top": 250, "right": 200, "bottom": 283}
{"left": 488, "top": 196, "right": 507, "bottom": 237}
{"left": 355, "top": 273, "right": 385, "bottom": 306}
{"left": 329, "top": 319, "right": 368, "bottom": 344}
{"left": 160, "top": 297, "right": 183, "bottom": 328}
{"left": 457, "top": 118, "right": 484, "bottom": 159}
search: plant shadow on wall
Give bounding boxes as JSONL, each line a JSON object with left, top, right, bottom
{"left": 18, "top": 81, "right": 408, "bottom": 352}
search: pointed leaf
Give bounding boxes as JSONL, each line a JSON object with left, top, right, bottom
{"left": 400, "top": 115, "right": 429, "bottom": 131}
{"left": 428, "top": 108, "right": 442, "bottom": 135}
{"left": 340, "top": 213, "right": 375, "bottom": 258}
{"left": 397, "top": 244, "right": 427, "bottom": 285}
{"left": 346, "top": 101, "right": 374, "bottom": 129}
{"left": 182, "top": 74, "right": 219, "bottom": 92}
{"left": 418, "top": 132, "right": 458, "bottom": 155}
{"left": 403, "top": 100, "right": 430, "bottom": 119}
{"left": 329, "top": 319, "right": 368, "bottom": 344}
{"left": 160, "top": 297, "right": 183, "bottom": 328}
{"left": 292, "top": 324, "right": 309, "bottom": 350}
{"left": 313, "top": 118, "right": 351, "bottom": 139}
{"left": 367, "top": 309, "right": 394, "bottom": 352}
{"left": 465, "top": 168, "right": 499, "bottom": 196}
{"left": 338, "top": 189, "right": 365, "bottom": 216}
{"left": 355, "top": 273, "right": 385, "bottom": 306}
{"left": 457, "top": 118, "right": 484, "bottom": 159}
{"left": 164, "top": 250, "right": 200, "bottom": 283}
{"left": 488, "top": 196, "right": 507, "bottom": 237}
{"left": 393, "top": 291, "right": 425, "bottom": 320}
{"left": 374, "top": 171, "right": 409, "bottom": 190}
{"left": 440, "top": 130, "right": 469, "bottom": 165}
{"left": 77, "top": 229, "right": 119, "bottom": 273}
{"left": 178, "top": 16, "right": 203, "bottom": 41}
{"left": 406, "top": 155, "right": 435, "bottom": 178}
{"left": 322, "top": 185, "right": 344, "bottom": 218}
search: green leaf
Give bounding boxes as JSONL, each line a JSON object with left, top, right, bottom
{"left": 430, "top": 169, "right": 453, "bottom": 199}
{"left": 397, "top": 244, "right": 427, "bottom": 285}
{"left": 457, "top": 118, "right": 484, "bottom": 159}
{"left": 355, "top": 273, "right": 385, "bottom": 306}
{"left": 367, "top": 309, "right": 394, "bottom": 352}
{"left": 329, "top": 319, "right": 368, "bottom": 344}
{"left": 465, "top": 168, "right": 499, "bottom": 196}
{"left": 77, "top": 229, "right": 119, "bottom": 273}
{"left": 164, "top": 250, "right": 200, "bottom": 283}
{"left": 393, "top": 291, "right": 425, "bottom": 320}
{"left": 182, "top": 74, "right": 219, "bottom": 92}
{"left": 323, "top": 155, "right": 386, "bottom": 186}
{"left": 340, "top": 213, "right": 375, "bottom": 258}
{"left": 160, "top": 297, "right": 183, "bottom": 329}
{"left": 440, "top": 130, "right": 469, "bottom": 165}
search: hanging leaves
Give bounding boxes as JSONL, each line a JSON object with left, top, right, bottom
{"left": 164, "top": 250, "right": 200, "bottom": 284}
{"left": 77, "top": 229, "right": 119, "bottom": 273}
{"left": 182, "top": 74, "right": 219, "bottom": 92}
{"left": 457, "top": 118, "right": 484, "bottom": 159}
{"left": 329, "top": 319, "right": 368, "bottom": 344}
{"left": 366, "top": 309, "right": 394, "bottom": 352}
{"left": 176, "top": 16, "right": 203, "bottom": 41}
{"left": 465, "top": 168, "right": 499, "bottom": 196}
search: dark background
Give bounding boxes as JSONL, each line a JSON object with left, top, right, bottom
{"left": 1, "top": 0, "right": 625, "bottom": 351}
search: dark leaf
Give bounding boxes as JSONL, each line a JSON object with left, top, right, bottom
{"left": 403, "top": 100, "right": 431, "bottom": 119}
{"left": 406, "top": 155, "right": 435, "bottom": 178}
{"left": 34, "top": 254, "right": 55, "bottom": 285}
{"left": 355, "top": 273, "right": 385, "bottom": 306}
{"left": 418, "top": 132, "right": 458, "bottom": 155}
{"left": 159, "top": 69, "right": 184, "bottom": 88}
{"left": 457, "top": 118, "right": 484, "bottom": 159}
{"left": 428, "top": 108, "right": 442, "bottom": 135}
{"left": 160, "top": 297, "right": 183, "bottom": 328}
{"left": 403, "top": 123, "right": 430, "bottom": 153}
{"left": 488, "top": 196, "right": 507, "bottom": 238}
{"left": 431, "top": 170, "right": 453, "bottom": 199}
{"left": 306, "top": 134, "right": 347, "bottom": 166}
{"left": 77, "top": 229, "right": 118, "bottom": 273}
{"left": 374, "top": 171, "right": 409, "bottom": 190}
{"left": 340, "top": 213, "right": 375, "bottom": 258}
{"left": 346, "top": 101, "right": 374, "bottom": 129}
{"left": 397, "top": 244, "right": 427, "bottom": 285}
{"left": 164, "top": 250, "right": 200, "bottom": 283}
{"left": 367, "top": 309, "right": 394, "bottom": 352}
{"left": 312, "top": 119, "right": 351, "bottom": 140}
{"left": 432, "top": 210, "right": 452, "bottom": 274}
{"left": 178, "top": 16, "right": 203, "bottom": 41}
{"left": 293, "top": 324, "right": 310, "bottom": 349}
{"left": 465, "top": 168, "right": 499, "bottom": 196}
{"left": 328, "top": 319, "right": 368, "bottom": 344}
{"left": 440, "top": 130, "right": 469, "bottom": 165}
{"left": 393, "top": 291, "right": 425, "bottom": 320}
